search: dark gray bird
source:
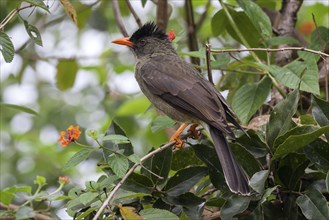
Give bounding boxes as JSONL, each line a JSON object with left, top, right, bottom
{"left": 112, "top": 22, "right": 250, "bottom": 195}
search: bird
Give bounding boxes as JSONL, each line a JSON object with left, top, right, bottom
{"left": 112, "top": 22, "right": 250, "bottom": 195}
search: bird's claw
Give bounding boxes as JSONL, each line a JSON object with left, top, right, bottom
{"left": 170, "top": 136, "right": 184, "bottom": 149}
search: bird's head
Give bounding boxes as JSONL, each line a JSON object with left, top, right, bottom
{"left": 112, "top": 22, "right": 176, "bottom": 59}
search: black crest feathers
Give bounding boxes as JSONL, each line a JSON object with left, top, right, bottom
{"left": 130, "top": 22, "right": 167, "bottom": 43}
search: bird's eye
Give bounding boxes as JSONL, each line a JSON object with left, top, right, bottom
{"left": 140, "top": 39, "right": 146, "bottom": 46}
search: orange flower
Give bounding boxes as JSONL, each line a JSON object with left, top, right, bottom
{"left": 58, "top": 125, "right": 81, "bottom": 147}
{"left": 58, "top": 176, "right": 70, "bottom": 185}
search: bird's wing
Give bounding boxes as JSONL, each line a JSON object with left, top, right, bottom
{"left": 140, "top": 56, "right": 234, "bottom": 137}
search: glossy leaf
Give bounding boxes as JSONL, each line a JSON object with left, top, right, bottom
{"left": 260, "top": 186, "right": 278, "bottom": 204}
{"left": 232, "top": 76, "right": 271, "bottom": 124}
{"left": 107, "top": 154, "right": 129, "bottom": 178}
{"left": 249, "top": 170, "right": 269, "bottom": 194}
{"left": 237, "top": 0, "right": 272, "bottom": 37}
{"left": 150, "top": 147, "right": 172, "bottom": 185}
{"left": 23, "top": 20, "right": 43, "bottom": 46}
{"left": 140, "top": 208, "right": 179, "bottom": 220}
{"left": 266, "top": 90, "right": 299, "bottom": 148}
{"left": 165, "top": 192, "right": 205, "bottom": 220}
{"left": 0, "top": 103, "right": 38, "bottom": 115}
{"left": 63, "top": 149, "right": 94, "bottom": 170}
{"left": 220, "top": 195, "right": 251, "bottom": 220}
{"left": 165, "top": 166, "right": 208, "bottom": 196}
{"left": 296, "top": 189, "right": 329, "bottom": 220}
{"left": 171, "top": 146, "right": 203, "bottom": 171}
{"left": 265, "top": 36, "right": 300, "bottom": 46}
{"left": 273, "top": 125, "right": 329, "bottom": 160}
{"left": 0, "top": 31, "right": 14, "bottom": 63}
{"left": 192, "top": 144, "right": 227, "bottom": 192}
{"left": 312, "top": 95, "right": 329, "bottom": 140}
{"left": 79, "top": 192, "right": 98, "bottom": 206}
{"left": 121, "top": 173, "right": 153, "bottom": 194}
{"left": 56, "top": 59, "right": 79, "bottom": 91}
{"left": 304, "top": 139, "right": 329, "bottom": 170}
{"left": 211, "top": 9, "right": 227, "bottom": 36}
{"left": 103, "top": 134, "right": 130, "bottom": 144}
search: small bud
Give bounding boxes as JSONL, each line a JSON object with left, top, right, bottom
{"left": 58, "top": 176, "right": 70, "bottom": 185}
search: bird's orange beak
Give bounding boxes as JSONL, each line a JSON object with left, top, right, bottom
{"left": 112, "top": 37, "right": 134, "bottom": 47}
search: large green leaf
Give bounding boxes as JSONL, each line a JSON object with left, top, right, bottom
{"left": 192, "top": 144, "right": 227, "bottom": 192}
{"left": 232, "top": 76, "right": 272, "bottom": 124}
{"left": 265, "top": 36, "right": 300, "bottom": 46}
{"left": 211, "top": 9, "right": 228, "bottom": 36}
{"left": 164, "top": 166, "right": 208, "bottom": 196}
{"left": 165, "top": 192, "right": 205, "bottom": 220}
{"left": 220, "top": 195, "right": 251, "bottom": 220}
{"left": 150, "top": 147, "right": 172, "bottom": 186}
{"left": 116, "top": 96, "right": 150, "bottom": 116}
{"left": 249, "top": 170, "right": 269, "bottom": 194}
{"left": 107, "top": 154, "right": 129, "bottom": 178}
{"left": 151, "top": 116, "right": 175, "bottom": 133}
{"left": 121, "top": 173, "right": 153, "bottom": 194}
{"left": 63, "top": 149, "right": 95, "bottom": 170}
{"left": 304, "top": 139, "right": 329, "bottom": 170}
{"left": 266, "top": 90, "right": 299, "bottom": 148}
{"left": 273, "top": 125, "right": 329, "bottom": 160}
{"left": 0, "top": 31, "right": 14, "bottom": 63}
{"left": 312, "top": 95, "right": 329, "bottom": 140}
{"left": 237, "top": 0, "right": 272, "bottom": 38}
{"left": 140, "top": 208, "right": 179, "bottom": 220}
{"left": 296, "top": 189, "right": 329, "bottom": 220}
{"left": 171, "top": 147, "right": 203, "bottom": 171}
{"left": 56, "top": 59, "right": 79, "bottom": 91}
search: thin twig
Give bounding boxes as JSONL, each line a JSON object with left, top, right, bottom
{"left": 93, "top": 140, "right": 176, "bottom": 220}
{"left": 112, "top": 0, "right": 128, "bottom": 37}
{"left": 0, "top": 203, "right": 53, "bottom": 220}
{"left": 125, "top": 0, "right": 143, "bottom": 28}
{"left": 205, "top": 44, "right": 213, "bottom": 84}
{"left": 210, "top": 47, "right": 329, "bottom": 58}
{"left": 195, "top": 0, "right": 211, "bottom": 32}
{"left": 156, "top": 0, "right": 168, "bottom": 31}
{"left": 0, "top": 4, "right": 34, "bottom": 30}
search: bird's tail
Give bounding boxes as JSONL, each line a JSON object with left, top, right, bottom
{"left": 209, "top": 126, "right": 250, "bottom": 195}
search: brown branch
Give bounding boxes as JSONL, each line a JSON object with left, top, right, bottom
{"left": 125, "top": 0, "right": 143, "bottom": 28}
{"left": 205, "top": 44, "right": 213, "bottom": 84}
{"left": 210, "top": 47, "right": 329, "bottom": 58}
{"left": 112, "top": 0, "right": 128, "bottom": 37}
{"left": 0, "top": 4, "right": 35, "bottom": 30}
{"left": 185, "top": 0, "right": 200, "bottom": 67}
{"left": 275, "top": 0, "right": 303, "bottom": 65}
{"left": 156, "top": 0, "right": 168, "bottom": 31}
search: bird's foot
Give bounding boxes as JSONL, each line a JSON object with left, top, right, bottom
{"left": 188, "top": 124, "right": 200, "bottom": 139}
{"left": 170, "top": 123, "right": 188, "bottom": 149}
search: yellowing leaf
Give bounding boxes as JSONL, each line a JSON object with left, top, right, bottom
{"left": 119, "top": 205, "right": 143, "bottom": 220}
{"left": 60, "top": 0, "right": 77, "bottom": 26}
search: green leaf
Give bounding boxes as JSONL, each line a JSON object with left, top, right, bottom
{"left": 140, "top": 208, "right": 179, "bottom": 220}
{"left": 34, "top": 175, "right": 46, "bottom": 186}
{"left": 304, "top": 139, "right": 329, "bottom": 170}
{"left": 165, "top": 192, "right": 205, "bottom": 220}
{"left": 260, "top": 186, "right": 278, "bottom": 204}
{"left": 312, "top": 95, "right": 329, "bottom": 140}
{"left": 296, "top": 189, "right": 329, "bottom": 220}
{"left": 0, "top": 31, "right": 14, "bottom": 63}
{"left": 116, "top": 96, "right": 150, "bottom": 116}
{"left": 220, "top": 195, "right": 251, "bottom": 220}
{"left": 16, "top": 206, "right": 35, "bottom": 220}
{"left": 121, "top": 173, "right": 153, "bottom": 194}
{"left": 23, "top": 0, "right": 50, "bottom": 12}
{"left": 237, "top": 0, "right": 272, "bottom": 38}
{"left": 150, "top": 147, "right": 172, "bottom": 186}
{"left": 273, "top": 125, "right": 329, "bottom": 160}
{"left": 0, "top": 103, "right": 38, "bottom": 115}
{"left": 274, "top": 125, "right": 314, "bottom": 149}
{"left": 107, "top": 154, "right": 129, "bottom": 178}
{"left": 56, "top": 59, "right": 79, "bottom": 91}
{"left": 265, "top": 36, "right": 300, "bottom": 46}
{"left": 23, "top": 20, "right": 42, "bottom": 46}
{"left": 179, "top": 49, "right": 214, "bottom": 60}
{"left": 232, "top": 76, "right": 272, "bottom": 124}
{"left": 266, "top": 90, "right": 299, "bottom": 148}
{"left": 63, "top": 149, "right": 94, "bottom": 170}
{"left": 151, "top": 116, "right": 176, "bottom": 133}
{"left": 79, "top": 192, "right": 98, "bottom": 206}
{"left": 103, "top": 134, "right": 130, "bottom": 144}
{"left": 192, "top": 144, "right": 227, "bottom": 192}
{"left": 165, "top": 166, "right": 208, "bottom": 196}
{"left": 0, "top": 190, "right": 15, "bottom": 205}
{"left": 211, "top": 9, "right": 227, "bottom": 36}
{"left": 171, "top": 147, "right": 203, "bottom": 171}
{"left": 249, "top": 170, "right": 269, "bottom": 194}
{"left": 75, "top": 207, "right": 97, "bottom": 220}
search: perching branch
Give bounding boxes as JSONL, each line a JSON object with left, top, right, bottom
{"left": 0, "top": 4, "right": 34, "bottom": 30}
{"left": 205, "top": 44, "right": 214, "bottom": 84}
{"left": 156, "top": 0, "right": 169, "bottom": 31}
{"left": 125, "top": 0, "right": 143, "bottom": 28}
{"left": 210, "top": 47, "right": 329, "bottom": 58}
{"left": 112, "top": 0, "right": 128, "bottom": 37}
